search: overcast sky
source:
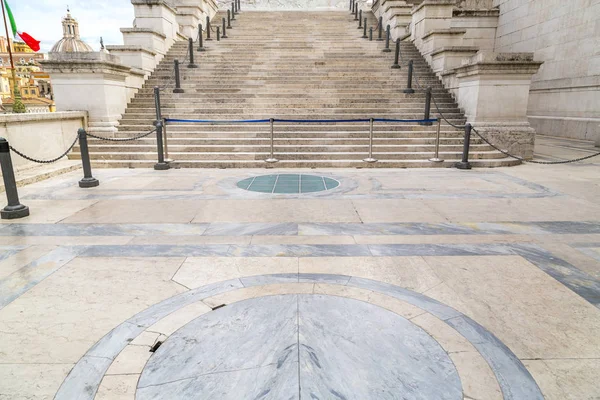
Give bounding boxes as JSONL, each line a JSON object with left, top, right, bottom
{"left": 5, "top": 0, "right": 134, "bottom": 52}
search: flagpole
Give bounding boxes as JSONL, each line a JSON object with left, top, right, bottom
{"left": 0, "top": 0, "right": 19, "bottom": 100}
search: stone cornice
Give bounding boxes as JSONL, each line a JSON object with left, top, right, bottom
{"left": 120, "top": 27, "right": 167, "bottom": 39}
{"left": 413, "top": 0, "right": 457, "bottom": 14}
{"left": 106, "top": 45, "right": 158, "bottom": 56}
{"left": 40, "top": 59, "right": 132, "bottom": 77}
{"left": 131, "top": 0, "right": 177, "bottom": 14}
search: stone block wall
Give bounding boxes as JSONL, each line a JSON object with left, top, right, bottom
{"left": 493, "top": 0, "right": 600, "bottom": 142}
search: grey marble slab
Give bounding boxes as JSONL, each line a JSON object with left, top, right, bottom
{"left": 367, "top": 243, "right": 516, "bottom": 257}
{"left": 0, "top": 223, "right": 209, "bottom": 236}
{"left": 241, "top": 273, "right": 299, "bottom": 287}
{"left": 87, "top": 322, "right": 146, "bottom": 360}
{"left": 203, "top": 223, "right": 298, "bottom": 236}
{"left": 54, "top": 356, "right": 113, "bottom": 400}
{"left": 575, "top": 246, "right": 600, "bottom": 262}
{"left": 0, "top": 246, "right": 78, "bottom": 309}
{"left": 229, "top": 244, "right": 372, "bottom": 257}
{"left": 299, "top": 295, "right": 462, "bottom": 400}
{"left": 138, "top": 295, "right": 299, "bottom": 389}
{"left": 298, "top": 273, "right": 351, "bottom": 285}
{"left": 446, "top": 315, "right": 543, "bottom": 400}
{"left": 76, "top": 244, "right": 232, "bottom": 257}
{"left": 531, "top": 221, "right": 600, "bottom": 234}
{"left": 0, "top": 245, "right": 27, "bottom": 262}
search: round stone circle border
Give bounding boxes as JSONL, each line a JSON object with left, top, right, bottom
{"left": 55, "top": 274, "right": 544, "bottom": 400}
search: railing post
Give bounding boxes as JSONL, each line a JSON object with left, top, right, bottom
{"left": 420, "top": 87, "right": 433, "bottom": 126}
{"left": 403, "top": 60, "right": 415, "bottom": 94}
{"left": 216, "top": 26, "right": 220, "bottom": 41}
{"left": 163, "top": 118, "right": 171, "bottom": 163}
{"left": 154, "top": 86, "right": 162, "bottom": 121}
{"left": 392, "top": 39, "right": 401, "bottom": 69}
{"left": 222, "top": 18, "right": 228, "bottom": 38}
{"left": 429, "top": 118, "right": 444, "bottom": 163}
{"left": 265, "top": 118, "right": 278, "bottom": 163}
{"left": 362, "top": 18, "right": 368, "bottom": 39}
{"left": 188, "top": 38, "right": 198, "bottom": 68}
{"left": 198, "top": 24, "right": 205, "bottom": 51}
{"left": 349, "top": 0, "right": 352, "bottom": 11}
{"left": 350, "top": 0, "right": 354, "bottom": 13}
{"left": 173, "top": 60, "right": 184, "bottom": 93}
{"left": 0, "top": 137, "right": 29, "bottom": 219}
{"left": 369, "top": 27, "right": 373, "bottom": 41}
{"left": 456, "top": 123, "right": 472, "bottom": 170}
{"left": 358, "top": 10, "right": 362, "bottom": 28}
{"left": 377, "top": 16, "right": 383, "bottom": 41}
{"left": 237, "top": 0, "right": 241, "bottom": 11}
{"left": 206, "top": 16, "right": 212, "bottom": 40}
{"left": 363, "top": 118, "right": 378, "bottom": 163}
{"left": 78, "top": 129, "right": 100, "bottom": 188}
{"left": 232, "top": 2, "right": 236, "bottom": 19}
{"left": 383, "top": 25, "right": 391, "bottom": 52}
{"left": 227, "top": 10, "right": 232, "bottom": 29}
{"left": 153, "top": 120, "right": 170, "bottom": 170}
{"left": 354, "top": 4, "right": 358, "bottom": 21}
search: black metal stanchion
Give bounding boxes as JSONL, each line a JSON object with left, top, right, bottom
{"left": 456, "top": 123, "right": 472, "bottom": 170}
{"left": 153, "top": 120, "right": 170, "bottom": 170}
{"left": 206, "top": 17, "right": 212, "bottom": 40}
{"left": 362, "top": 18, "right": 368, "bottom": 38}
{"left": 227, "top": 10, "right": 232, "bottom": 29}
{"left": 369, "top": 27, "right": 373, "bottom": 41}
{"left": 173, "top": 60, "right": 184, "bottom": 93}
{"left": 420, "top": 87, "right": 433, "bottom": 126}
{"left": 392, "top": 39, "right": 401, "bottom": 69}
{"left": 188, "top": 38, "right": 198, "bottom": 68}
{"left": 350, "top": 0, "right": 354, "bottom": 13}
{"left": 363, "top": 118, "right": 377, "bottom": 163}
{"left": 265, "top": 118, "right": 278, "bottom": 163}
{"left": 354, "top": 4, "right": 358, "bottom": 21}
{"left": 358, "top": 10, "right": 362, "bottom": 28}
{"left": 349, "top": 0, "right": 352, "bottom": 11}
{"left": 383, "top": 25, "right": 391, "bottom": 52}
{"left": 377, "top": 16, "right": 383, "bottom": 41}
{"left": 222, "top": 18, "right": 228, "bottom": 38}
{"left": 78, "top": 129, "right": 100, "bottom": 188}
{"left": 232, "top": 3, "right": 236, "bottom": 19}
{"left": 198, "top": 24, "right": 205, "bottom": 51}
{"left": 404, "top": 60, "right": 415, "bottom": 93}
{"left": 0, "top": 137, "right": 29, "bottom": 219}
{"left": 237, "top": 0, "right": 241, "bottom": 11}
{"left": 154, "top": 86, "right": 162, "bottom": 121}
{"left": 216, "top": 26, "right": 220, "bottom": 41}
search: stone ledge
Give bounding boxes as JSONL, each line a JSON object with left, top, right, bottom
{"left": 431, "top": 46, "right": 479, "bottom": 57}
{"left": 453, "top": 9, "right": 499, "bottom": 18}
{"left": 120, "top": 27, "right": 167, "bottom": 39}
{"left": 422, "top": 28, "right": 466, "bottom": 40}
{"left": 0, "top": 111, "right": 87, "bottom": 124}
{"left": 106, "top": 45, "right": 158, "bottom": 56}
{"left": 131, "top": 0, "right": 177, "bottom": 14}
{"left": 413, "top": 0, "right": 457, "bottom": 14}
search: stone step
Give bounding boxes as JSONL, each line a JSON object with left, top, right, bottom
{"left": 86, "top": 137, "right": 476, "bottom": 145}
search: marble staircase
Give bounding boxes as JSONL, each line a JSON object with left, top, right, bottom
{"left": 73, "top": 10, "right": 518, "bottom": 168}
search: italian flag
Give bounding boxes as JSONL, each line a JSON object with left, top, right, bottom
{"left": 4, "top": 0, "right": 40, "bottom": 52}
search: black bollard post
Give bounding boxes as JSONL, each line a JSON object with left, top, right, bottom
{"left": 198, "top": 24, "right": 205, "bottom": 51}
{"left": 232, "top": 2, "right": 236, "bottom": 18}
{"left": 154, "top": 86, "right": 162, "bottom": 121}
{"left": 420, "top": 87, "right": 433, "bottom": 126}
{"left": 227, "top": 10, "right": 232, "bottom": 29}
{"left": 392, "top": 39, "right": 401, "bottom": 68}
{"left": 403, "top": 60, "right": 415, "bottom": 93}
{"left": 0, "top": 137, "right": 29, "bottom": 219}
{"left": 362, "top": 18, "right": 368, "bottom": 38}
{"left": 456, "top": 123, "right": 473, "bottom": 170}
{"left": 377, "top": 16, "right": 383, "bottom": 41}
{"left": 153, "top": 120, "right": 170, "bottom": 170}
{"left": 358, "top": 10, "right": 362, "bottom": 28}
{"left": 77, "top": 129, "right": 100, "bottom": 188}
{"left": 349, "top": 0, "right": 352, "bottom": 11}
{"left": 173, "top": 60, "right": 184, "bottom": 93}
{"left": 383, "top": 25, "right": 391, "bottom": 52}
{"left": 238, "top": 0, "right": 241, "bottom": 11}
{"left": 350, "top": 0, "right": 354, "bottom": 13}
{"left": 216, "top": 26, "right": 220, "bottom": 41}
{"left": 188, "top": 38, "right": 198, "bottom": 68}
{"left": 369, "top": 27, "right": 373, "bottom": 41}
{"left": 354, "top": 4, "right": 358, "bottom": 21}
{"left": 206, "top": 16, "right": 212, "bottom": 40}
{"left": 222, "top": 18, "right": 228, "bottom": 38}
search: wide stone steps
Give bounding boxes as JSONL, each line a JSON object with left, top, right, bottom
{"left": 81, "top": 10, "right": 515, "bottom": 168}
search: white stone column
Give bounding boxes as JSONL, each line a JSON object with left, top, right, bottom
{"left": 41, "top": 53, "right": 132, "bottom": 137}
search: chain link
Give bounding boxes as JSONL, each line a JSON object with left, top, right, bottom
{"left": 9, "top": 134, "right": 79, "bottom": 164}
{"left": 87, "top": 128, "right": 157, "bottom": 142}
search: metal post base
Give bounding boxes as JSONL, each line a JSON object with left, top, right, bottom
{"left": 403, "top": 89, "right": 415, "bottom": 94}
{"left": 391, "top": 64, "right": 401, "bottom": 69}
{"left": 428, "top": 158, "right": 444, "bottom": 163}
{"left": 1, "top": 204, "right": 29, "bottom": 219}
{"left": 419, "top": 122, "right": 433, "bottom": 126}
{"left": 154, "top": 162, "right": 171, "bottom": 171}
{"left": 363, "top": 158, "right": 378, "bottom": 163}
{"left": 383, "top": 48, "right": 391, "bottom": 53}
{"left": 173, "top": 88, "right": 184, "bottom": 94}
{"left": 455, "top": 162, "right": 472, "bottom": 170}
{"left": 79, "top": 177, "right": 100, "bottom": 188}
{"left": 198, "top": 47, "right": 206, "bottom": 52}
{"left": 188, "top": 64, "right": 198, "bottom": 68}
{"left": 265, "top": 158, "right": 279, "bottom": 164}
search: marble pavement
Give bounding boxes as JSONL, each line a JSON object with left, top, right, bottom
{"left": 1, "top": 163, "right": 600, "bottom": 399}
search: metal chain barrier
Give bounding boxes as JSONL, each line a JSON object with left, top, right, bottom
{"left": 86, "top": 128, "right": 157, "bottom": 142}
{"left": 9, "top": 134, "right": 79, "bottom": 164}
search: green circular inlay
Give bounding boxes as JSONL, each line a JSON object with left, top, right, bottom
{"left": 237, "top": 174, "right": 340, "bottom": 194}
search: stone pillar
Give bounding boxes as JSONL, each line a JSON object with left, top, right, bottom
{"left": 40, "top": 52, "right": 132, "bottom": 137}
{"left": 411, "top": 0, "right": 455, "bottom": 53}
{"left": 452, "top": 52, "right": 543, "bottom": 159}
{"left": 173, "top": 0, "right": 218, "bottom": 39}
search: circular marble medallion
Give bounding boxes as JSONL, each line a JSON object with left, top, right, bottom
{"left": 137, "top": 294, "right": 462, "bottom": 400}
{"left": 237, "top": 174, "right": 340, "bottom": 194}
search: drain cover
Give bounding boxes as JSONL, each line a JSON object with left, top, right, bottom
{"left": 237, "top": 174, "right": 339, "bottom": 194}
